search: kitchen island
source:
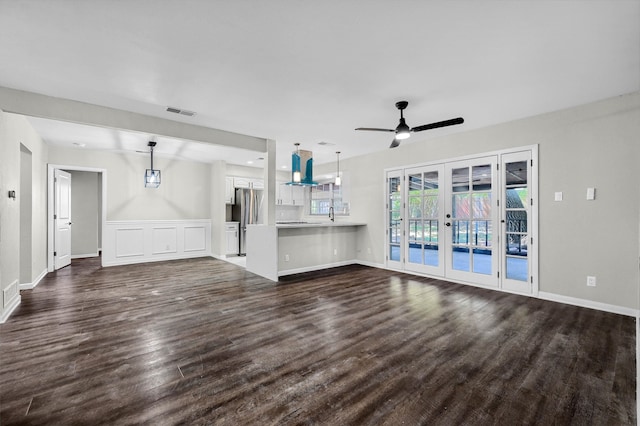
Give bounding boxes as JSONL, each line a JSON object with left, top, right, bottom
{"left": 246, "top": 222, "right": 366, "bottom": 281}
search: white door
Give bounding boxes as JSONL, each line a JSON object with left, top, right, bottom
{"left": 386, "top": 170, "right": 403, "bottom": 270}
{"left": 54, "top": 169, "right": 72, "bottom": 270}
{"left": 404, "top": 164, "right": 445, "bottom": 276}
{"left": 500, "top": 151, "right": 533, "bottom": 294}
{"left": 444, "top": 156, "right": 499, "bottom": 287}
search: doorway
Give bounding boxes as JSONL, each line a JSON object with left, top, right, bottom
{"left": 47, "top": 165, "right": 107, "bottom": 272}
{"left": 385, "top": 146, "right": 537, "bottom": 295}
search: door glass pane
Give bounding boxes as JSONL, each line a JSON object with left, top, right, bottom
{"left": 472, "top": 165, "right": 492, "bottom": 190}
{"left": 452, "top": 220, "right": 470, "bottom": 244}
{"left": 408, "top": 243, "right": 422, "bottom": 264}
{"left": 473, "top": 221, "right": 492, "bottom": 248}
{"left": 408, "top": 220, "right": 422, "bottom": 242}
{"left": 424, "top": 245, "right": 438, "bottom": 266}
{"left": 506, "top": 161, "right": 527, "bottom": 185}
{"left": 452, "top": 194, "right": 470, "bottom": 218}
{"left": 506, "top": 233, "right": 527, "bottom": 256}
{"left": 473, "top": 248, "right": 492, "bottom": 274}
{"left": 424, "top": 171, "right": 439, "bottom": 191}
{"left": 506, "top": 188, "right": 527, "bottom": 209}
{"left": 424, "top": 195, "right": 438, "bottom": 218}
{"left": 425, "top": 220, "right": 438, "bottom": 243}
{"left": 409, "top": 174, "right": 423, "bottom": 192}
{"left": 472, "top": 192, "right": 491, "bottom": 218}
{"left": 452, "top": 167, "right": 469, "bottom": 192}
{"left": 506, "top": 257, "right": 528, "bottom": 281}
{"left": 390, "top": 245, "right": 400, "bottom": 261}
{"left": 453, "top": 247, "right": 470, "bottom": 271}
{"left": 408, "top": 196, "right": 422, "bottom": 219}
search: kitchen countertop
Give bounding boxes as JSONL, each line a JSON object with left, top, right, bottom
{"left": 274, "top": 221, "right": 366, "bottom": 228}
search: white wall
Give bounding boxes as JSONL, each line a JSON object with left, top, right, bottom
{"left": 316, "top": 92, "right": 640, "bottom": 311}
{"left": 0, "top": 111, "right": 48, "bottom": 321}
{"left": 48, "top": 146, "right": 211, "bottom": 221}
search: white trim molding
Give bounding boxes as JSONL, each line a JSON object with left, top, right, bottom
{"left": 103, "top": 220, "right": 211, "bottom": 267}
{"left": 279, "top": 260, "right": 357, "bottom": 277}
{"left": 19, "top": 268, "right": 48, "bottom": 290}
{"left": 538, "top": 291, "right": 639, "bottom": 318}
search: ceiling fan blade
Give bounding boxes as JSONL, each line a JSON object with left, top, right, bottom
{"left": 411, "top": 117, "right": 464, "bottom": 133}
{"left": 389, "top": 138, "right": 400, "bottom": 148}
{"left": 355, "top": 127, "right": 395, "bottom": 132}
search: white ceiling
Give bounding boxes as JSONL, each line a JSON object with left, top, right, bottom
{"left": 1, "top": 1, "right": 638, "bottom": 169}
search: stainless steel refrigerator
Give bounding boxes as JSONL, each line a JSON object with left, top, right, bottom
{"left": 231, "top": 188, "right": 264, "bottom": 255}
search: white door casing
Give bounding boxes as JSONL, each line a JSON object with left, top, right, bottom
{"left": 54, "top": 169, "right": 72, "bottom": 270}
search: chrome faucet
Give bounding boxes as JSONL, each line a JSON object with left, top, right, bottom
{"left": 329, "top": 206, "right": 335, "bottom": 222}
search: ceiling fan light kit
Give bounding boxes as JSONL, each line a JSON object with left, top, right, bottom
{"left": 355, "top": 100, "right": 464, "bottom": 148}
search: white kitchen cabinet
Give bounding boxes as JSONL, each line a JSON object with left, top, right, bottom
{"left": 291, "top": 185, "right": 305, "bottom": 206}
{"left": 278, "top": 183, "right": 292, "bottom": 205}
{"left": 233, "top": 177, "right": 263, "bottom": 189}
{"left": 277, "top": 183, "right": 305, "bottom": 206}
{"left": 225, "top": 177, "right": 235, "bottom": 204}
{"left": 225, "top": 222, "right": 239, "bottom": 255}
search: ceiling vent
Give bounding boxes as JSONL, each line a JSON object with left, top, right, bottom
{"left": 166, "top": 106, "right": 196, "bottom": 117}
{"left": 317, "top": 141, "right": 335, "bottom": 146}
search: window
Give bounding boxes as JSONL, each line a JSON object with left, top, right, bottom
{"left": 309, "top": 182, "right": 350, "bottom": 216}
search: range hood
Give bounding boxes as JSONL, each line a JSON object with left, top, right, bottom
{"left": 287, "top": 143, "right": 317, "bottom": 186}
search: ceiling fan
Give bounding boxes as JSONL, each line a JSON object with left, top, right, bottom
{"left": 355, "top": 101, "right": 464, "bottom": 148}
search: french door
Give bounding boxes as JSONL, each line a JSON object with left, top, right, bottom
{"left": 404, "top": 164, "right": 445, "bottom": 276}
{"left": 385, "top": 148, "right": 536, "bottom": 295}
{"left": 444, "top": 156, "right": 499, "bottom": 287}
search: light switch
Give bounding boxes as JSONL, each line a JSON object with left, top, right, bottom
{"left": 586, "top": 187, "right": 595, "bottom": 200}
{"left": 554, "top": 192, "right": 563, "bottom": 201}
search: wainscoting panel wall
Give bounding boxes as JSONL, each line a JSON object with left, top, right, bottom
{"left": 103, "top": 220, "right": 211, "bottom": 267}
{"left": 3, "top": 280, "right": 18, "bottom": 308}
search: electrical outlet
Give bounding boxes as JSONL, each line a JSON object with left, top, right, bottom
{"left": 587, "top": 276, "right": 596, "bottom": 287}
{"left": 284, "top": 254, "right": 290, "bottom": 262}
{"left": 333, "top": 248, "right": 337, "bottom": 256}
{"left": 367, "top": 247, "right": 371, "bottom": 254}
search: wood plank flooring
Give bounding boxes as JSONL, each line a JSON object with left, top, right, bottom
{"left": 0, "top": 257, "right": 635, "bottom": 425}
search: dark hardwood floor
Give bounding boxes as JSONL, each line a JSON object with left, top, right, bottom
{"left": 0, "top": 257, "right": 635, "bottom": 425}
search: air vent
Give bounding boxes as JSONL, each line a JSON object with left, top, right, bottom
{"left": 166, "top": 106, "right": 196, "bottom": 117}
{"left": 318, "top": 141, "right": 335, "bottom": 146}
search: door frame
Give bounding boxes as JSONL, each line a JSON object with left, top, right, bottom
{"left": 47, "top": 164, "right": 107, "bottom": 272}
{"left": 383, "top": 144, "right": 538, "bottom": 296}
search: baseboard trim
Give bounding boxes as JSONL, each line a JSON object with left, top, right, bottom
{"left": 279, "top": 260, "right": 357, "bottom": 277}
{"left": 537, "top": 291, "right": 638, "bottom": 317}
{"left": 375, "top": 264, "right": 637, "bottom": 318}
{"left": 355, "top": 260, "right": 386, "bottom": 269}
{"left": 102, "top": 252, "right": 212, "bottom": 268}
{"left": 19, "top": 268, "right": 48, "bottom": 291}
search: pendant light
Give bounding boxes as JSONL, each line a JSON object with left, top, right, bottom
{"left": 144, "top": 141, "right": 161, "bottom": 188}
{"left": 335, "top": 151, "right": 341, "bottom": 186}
{"left": 292, "top": 143, "right": 302, "bottom": 183}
